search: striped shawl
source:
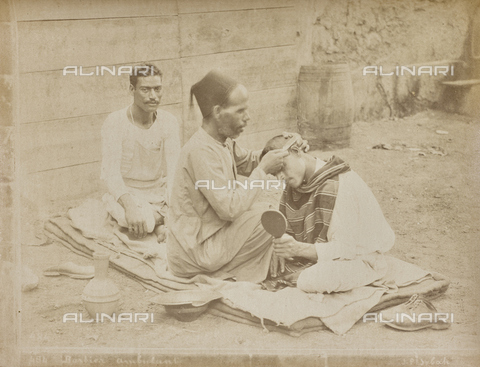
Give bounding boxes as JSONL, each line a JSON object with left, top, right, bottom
{"left": 279, "top": 156, "right": 350, "bottom": 244}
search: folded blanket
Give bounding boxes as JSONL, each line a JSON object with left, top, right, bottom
{"left": 210, "top": 256, "right": 432, "bottom": 334}
{"left": 210, "top": 272, "right": 449, "bottom": 336}
{"left": 45, "top": 199, "right": 450, "bottom": 335}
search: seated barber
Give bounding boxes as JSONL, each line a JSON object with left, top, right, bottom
{"left": 262, "top": 135, "right": 395, "bottom": 293}
{"left": 101, "top": 64, "right": 181, "bottom": 240}
{"left": 166, "top": 70, "right": 307, "bottom": 283}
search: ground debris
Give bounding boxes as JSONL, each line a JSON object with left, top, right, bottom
{"left": 405, "top": 253, "right": 417, "bottom": 261}
{"left": 372, "top": 143, "right": 447, "bottom": 157}
{"left": 235, "top": 337, "right": 246, "bottom": 345}
{"left": 428, "top": 146, "right": 447, "bottom": 156}
{"left": 372, "top": 143, "right": 393, "bottom": 150}
{"left": 86, "top": 334, "right": 99, "bottom": 341}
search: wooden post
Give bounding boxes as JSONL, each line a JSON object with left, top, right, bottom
{"left": 0, "top": 0, "right": 20, "bottom": 365}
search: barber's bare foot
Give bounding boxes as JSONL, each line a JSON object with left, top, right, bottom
{"left": 154, "top": 212, "right": 165, "bottom": 226}
{"left": 155, "top": 224, "right": 167, "bottom": 243}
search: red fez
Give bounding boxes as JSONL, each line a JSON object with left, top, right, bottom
{"left": 190, "top": 69, "right": 239, "bottom": 118}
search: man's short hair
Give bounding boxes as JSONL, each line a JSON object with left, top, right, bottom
{"left": 259, "top": 135, "right": 290, "bottom": 160}
{"left": 130, "top": 64, "right": 162, "bottom": 88}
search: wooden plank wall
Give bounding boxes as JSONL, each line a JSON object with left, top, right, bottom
{"left": 15, "top": 0, "right": 298, "bottom": 204}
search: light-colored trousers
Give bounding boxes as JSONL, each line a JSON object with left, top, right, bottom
{"left": 167, "top": 203, "right": 274, "bottom": 284}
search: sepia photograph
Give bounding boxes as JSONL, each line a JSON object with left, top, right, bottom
{"left": 0, "top": 0, "right": 479, "bottom": 366}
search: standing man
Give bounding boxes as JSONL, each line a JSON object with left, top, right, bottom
{"left": 166, "top": 70, "right": 302, "bottom": 283}
{"left": 101, "top": 64, "right": 181, "bottom": 240}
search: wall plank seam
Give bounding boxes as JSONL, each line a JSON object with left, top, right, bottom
{"left": 18, "top": 101, "right": 182, "bottom": 125}
{"left": 19, "top": 60, "right": 183, "bottom": 75}
{"left": 179, "top": 44, "right": 297, "bottom": 59}
{"left": 179, "top": 6, "right": 295, "bottom": 15}
{"left": 16, "top": 15, "right": 181, "bottom": 23}
{"left": 33, "top": 160, "right": 101, "bottom": 173}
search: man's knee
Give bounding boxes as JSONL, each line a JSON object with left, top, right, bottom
{"left": 297, "top": 262, "right": 343, "bottom": 293}
{"left": 194, "top": 246, "right": 230, "bottom": 273}
{"left": 297, "top": 257, "right": 386, "bottom": 293}
{"left": 167, "top": 254, "right": 222, "bottom": 277}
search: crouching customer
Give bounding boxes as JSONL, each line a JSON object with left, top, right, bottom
{"left": 263, "top": 135, "right": 395, "bottom": 293}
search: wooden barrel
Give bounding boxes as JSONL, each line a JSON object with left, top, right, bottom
{"left": 297, "top": 63, "right": 355, "bottom": 150}
{"left": 472, "top": 5, "right": 480, "bottom": 61}
{"left": 472, "top": 5, "right": 480, "bottom": 78}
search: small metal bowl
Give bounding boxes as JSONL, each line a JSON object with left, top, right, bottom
{"left": 151, "top": 290, "right": 222, "bottom": 322}
{"left": 163, "top": 303, "right": 209, "bottom": 322}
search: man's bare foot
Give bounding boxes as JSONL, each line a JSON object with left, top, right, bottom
{"left": 153, "top": 212, "right": 165, "bottom": 226}
{"left": 154, "top": 224, "right": 167, "bottom": 243}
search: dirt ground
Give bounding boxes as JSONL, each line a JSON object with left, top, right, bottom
{"left": 19, "top": 110, "right": 479, "bottom": 366}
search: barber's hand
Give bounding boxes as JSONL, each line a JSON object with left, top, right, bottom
{"left": 258, "top": 149, "right": 288, "bottom": 175}
{"left": 282, "top": 132, "right": 309, "bottom": 152}
{"left": 270, "top": 252, "right": 280, "bottom": 278}
{"left": 124, "top": 205, "right": 148, "bottom": 238}
{"left": 273, "top": 234, "right": 300, "bottom": 259}
{"left": 269, "top": 250, "right": 286, "bottom": 277}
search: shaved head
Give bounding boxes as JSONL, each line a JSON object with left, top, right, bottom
{"left": 260, "top": 135, "right": 290, "bottom": 160}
